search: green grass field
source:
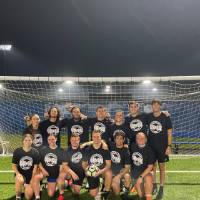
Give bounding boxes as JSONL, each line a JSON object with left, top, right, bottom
{"left": 0, "top": 156, "right": 200, "bottom": 200}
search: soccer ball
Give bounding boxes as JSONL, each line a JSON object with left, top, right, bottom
{"left": 86, "top": 164, "right": 99, "bottom": 177}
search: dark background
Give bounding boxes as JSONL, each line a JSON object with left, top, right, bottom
{"left": 0, "top": 0, "right": 200, "bottom": 76}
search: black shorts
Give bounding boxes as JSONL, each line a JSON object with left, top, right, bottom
{"left": 87, "top": 176, "right": 99, "bottom": 189}
{"left": 73, "top": 173, "right": 85, "bottom": 186}
{"left": 131, "top": 169, "right": 142, "bottom": 180}
{"left": 152, "top": 148, "right": 169, "bottom": 163}
{"left": 14, "top": 174, "right": 32, "bottom": 185}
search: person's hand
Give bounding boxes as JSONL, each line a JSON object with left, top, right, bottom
{"left": 162, "top": 111, "right": 170, "bottom": 117}
{"left": 71, "top": 172, "right": 79, "bottom": 180}
{"left": 42, "top": 169, "right": 49, "bottom": 177}
{"left": 165, "top": 146, "right": 172, "bottom": 155}
{"left": 136, "top": 176, "right": 143, "bottom": 186}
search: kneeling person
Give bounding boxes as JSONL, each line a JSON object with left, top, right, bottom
{"left": 12, "top": 134, "right": 40, "bottom": 200}
{"left": 82, "top": 130, "right": 112, "bottom": 200}
{"left": 130, "top": 132, "right": 155, "bottom": 200}
{"left": 109, "top": 130, "right": 131, "bottom": 195}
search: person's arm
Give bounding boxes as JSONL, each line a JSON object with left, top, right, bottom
{"left": 166, "top": 128, "right": 172, "bottom": 155}
{"left": 136, "top": 164, "right": 153, "bottom": 185}
{"left": 39, "top": 163, "right": 49, "bottom": 177}
{"left": 94, "top": 160, "right": 111, "bottom": 177}
{"left": 80, "top": 141, "right": 93, "bottom": 149}
{"left": 12, "top": 164, "right": 20, "bottom": 175}
{"left": 117, "top": 164, "right": 130, "bottom": 178}
{"left": 62, "top": 162, "right": 79, "bottom": 180}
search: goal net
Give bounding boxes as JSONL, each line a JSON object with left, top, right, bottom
{"left": 0, "top": 76, "right": 200, "bottom": 155}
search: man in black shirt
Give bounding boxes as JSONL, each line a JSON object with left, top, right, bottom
{"left": 82, "top": 130, "right": 112, "bottom": 200}
{"left": 109, "top": 130, "right": 131, "bottom": 195}
{"left": 109, "top": 110, "right": 130, "bottom": 144}
{"left": 12, "top": 134, "right": 40, "bottom": 200}
{"left": 125, "top": 101, "right": 147, "bottom": 144}
{"left": 87, "top": 106, "right": 113, "bottom": 143}
{"left": 130, "top": 132, "right": 155, "bottom": 200}
{"left": 147, "top": 99, "right": 172, "bottom": 200}
{"left": 39, "top": 106, "right": 61, "bottom": 147}
{"left": 61, "top": 133, "right": 85, "bottom": 196}
{"left": 60, "top": 106, "right": 90, "bottom": 145}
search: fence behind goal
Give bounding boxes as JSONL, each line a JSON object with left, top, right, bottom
{"left": 0, "top": 76, "right": 200, "bottom": 155}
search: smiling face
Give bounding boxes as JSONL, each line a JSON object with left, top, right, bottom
{"left": 48, "top": 134, "right": 57, "bottom": 147}
{"left": 70, "top": 135, "right": 80, "bottom": 148}
{"left": 129, "top": 101, "right": 139, "bottom": 115}
{"left": 114, "top": 111, "right": 124, "bottom": 123}
{"left": 72, "top": 107, "right": 81, "bottom": 119}
{"left": 136, "top": 132, "right": 146, "bottom": 147}
{"left": 22, "top": 134, "right": 33, "bottom": 148}
{"left": 92, "top": 131, "right": 102, "bottom": 145}
{"left": 31, "top": 114, "right": 40, "bottom": 127}
{"left": 49, "top": 107, "right": 59, "bottom": 118}
{"left": 96, "top": 107, "right": 106, "bottom": 119}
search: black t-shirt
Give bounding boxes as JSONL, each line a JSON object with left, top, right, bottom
{"left": 64, "top": 146, "right": 84, "bottom": 175}
{"left": 88, "top": 117, "right": 112, "bottom": 143}
{"left": 108, "top": 122, "right": 131, "bottom": 144}
{"left": 39, "top": 119, "right": 61, "bottom": 147}
{"left": 12, "top": 147, "right": 40, "bottom": 178}
{"left": 83, "top": 145, "right": 111, "bottom": 169}
{"left": 108, "top": 142, "right": 130, "bottom": 175}
{"left": 125, "top": 113, "right": 147, "bottom": 144}
{"left": 60, "top": 117, "right": 90, "bottom": 145}
{"left": 147, "top": 113, "right": 172, "bottom": 149}
{"left": 39, "top": 146, "right": 64, "bottom": 179}
{"left": 23, "top": 125, "right": 43, "bottom": 151}
{"left": 130, "top": 143, "right": 155, "bottom": 175}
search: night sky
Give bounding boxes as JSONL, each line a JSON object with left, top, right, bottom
{"left": 0, "top": 0, "right": 200, "bottom": 76}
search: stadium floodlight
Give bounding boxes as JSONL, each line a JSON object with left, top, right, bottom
{"left": 143, "top": 80, "right": 152, "bottom": 85}
{"left": 152, "top": 88, "right": 157, "bottom": 92}
{"left": 58, "top": 88, "right": 63, "bottom": 92}
{"left": 65, "top": 80, "right": 74, "bottom": 85}
{"left": 106, "top": 85, "right": 111, "bottom": 89}
{"left": 0, "top": 44, "right": 12, "bottom": 51}
{"left": 0, "top": 84, "right": 3, "bottom": 89}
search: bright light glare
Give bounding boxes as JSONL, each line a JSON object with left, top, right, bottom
{"left": 143, "top": 80, "right": 152, "bottom": 85}
{"left": 65, "top": 80, "right": 74, "bottom": 85}
{"left": 58, "top": 88, "right": 63, "bottom": 92}
{"left": 152, "top": 88, "right": 157, "bottom": 92}
{"left": 0, "top": 44, "right": 12, "bottom": 51}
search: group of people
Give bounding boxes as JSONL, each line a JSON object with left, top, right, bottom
{"left": 12, "top": 99, "right": 172, "bottom": 200}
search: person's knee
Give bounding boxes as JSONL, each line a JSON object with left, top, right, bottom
{"left": 104, "top": 169, "right": 112, "bottom": 180}
{"left": 24, "top": 187, "right": 33, "bottom": 200}
{"left": 89, "top": 189, "right": 98, "bottom": 197}
{"left": 48, "top": 190, "right": 55, "bottom": 197}
{"left": 73, "top": 186, "right": 81, "bottom": 194}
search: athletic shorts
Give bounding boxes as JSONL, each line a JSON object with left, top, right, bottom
{"left": 47, "top": 177, "right": 57, "bottom": 183}
{"left": 152, "top": 148, "right": 169, "bottom": 163}
{"left": 73, "top": 172, "right": 85, "bottom": 186}
{"left": 87, "top": 176, "right": 99, "bottom": 189}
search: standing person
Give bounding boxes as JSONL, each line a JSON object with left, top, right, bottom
{"left": 88, "top": 106, "right": 113, "bottom": 143}
{"left": 60, "top": 106, "right": 90, "bottom": 145}
{"left": 109, "top": 110, "right": 130, "bottom": 144}
{"left": 125, "top": 101, "right": 147, "bottom": 144}
{"left": 82, "top": 130, "right": 112, "bottom": 200}
{"left": 23, "top": 114, "right": 43, "bottom": 150}
{"left": 130, "top": 132, "right": 155, "bottom": 200}
{"left": 39, "top": 106, "right": 62, "bottom": 147}
{"left": 12, "top": 134, "right": 40, "bottom": 200}
{"left": 109, "top": 130, "right": 131, "bottom": 196}
{"left": 147, "top": 99, "right": 172, "bottom": 199}
{"left": 32, "top": 134, "right": 72, "bottom": 200}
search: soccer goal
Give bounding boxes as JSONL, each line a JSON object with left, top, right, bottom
{"left": 0, "top": 76, "right": 200, "bottom": 155}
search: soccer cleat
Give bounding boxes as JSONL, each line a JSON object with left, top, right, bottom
{"left": 101, "top": 191, "right": 110, "bottom": 200}
{"left": 16, "top": 197, "right": 21, "bottom": 200}
{"left": 58, "top": 194, "right": 64, "bottom": 200}
{"left": 155, "top": 186, "right": 163, "bottom": 200}
{"left": 152, "top": 183, "right": 157, "bottom": 195}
